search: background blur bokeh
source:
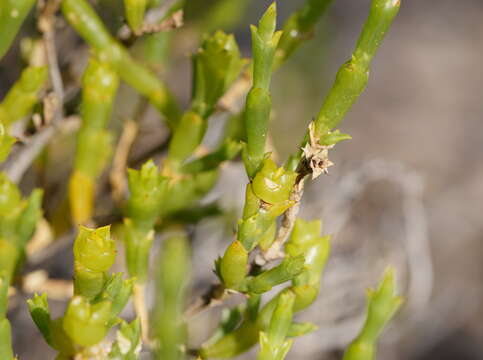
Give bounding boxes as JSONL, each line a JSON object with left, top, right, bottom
{"left": 2, "top": 0, "right": 483, "bottom": 359}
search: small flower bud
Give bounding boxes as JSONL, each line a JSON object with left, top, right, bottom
{"left": 192, "top": 31, "right": 245, "bottom": 117}
{"left": 73, "top": 225, "right": 115, "bottom": 273}
{"left": 63, "top": 296, "right": 111, "bottom": 347}
{"left": 220, "top": 241, "right": 248, "bottom": 290}
{"left": 126, "top": 160, "right": 167, "bottom": 229}
{"left": 252, "top": 157, "right": 297, "bottom": 204}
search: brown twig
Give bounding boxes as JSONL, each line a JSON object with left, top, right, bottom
{"left": 38, "top": 0, "right": 64, "bottom": 124}
{"left": 217, "top": 69, "right": 251, "bottom": 114}
{"left": 27, "top": 228, "right": 76, "bottom": 267}
{"left": 26, "top": 218, "right": 54, "bottom": 256}
{"left": 259, "top": 176, "right": 307, "bottom": 264}
{"left": 183, "top": 283, "right": 227, "bottom": 319}
{"left": 259, "top": 122, "right": 335, "bottom": 263}
{"left": 4, "top": 0, "right": 66, "bottom": 183}
{"left": 4, "top": 116, "right": 79, "bottom": 183}
{"left": 137, "top": 10, "right": 183, "bottom": 36}
{"left": 133, "top": 283, "right": 150, "bottom": 344}
{"left": 110, "top": 120, "right": 139, "bottom": 203}
{"left": 22, "top": 270, "right": 73, "bottom": 300}
{"left": 118, "top": 3, "right": 184, "bottom": 40}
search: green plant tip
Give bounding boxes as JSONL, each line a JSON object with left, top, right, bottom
{"left": 252, "top": 157, "right": 297, "bottom": 205}
{"left": 74, "top": 225, "right": 115, "bottom": 272}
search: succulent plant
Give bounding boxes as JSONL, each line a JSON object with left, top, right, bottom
{"left": 0, "top": 0, "right": 402, "bottom": 358}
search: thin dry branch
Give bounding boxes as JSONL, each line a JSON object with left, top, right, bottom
{"left": 4, "top": 0, "right": 67, "bottom": 183}
{"left": 110, "top": 119, "right": 139, "bottom": 203}
{"left": 183, "top": 283, "right": 226, "bottom": 319}
{"left": 38, "top": 0, "right": 64, "bottom": 124}
{"left": 4, "top": 116, "right": 79, "bottom": 183}
{"left": 118, "top": 2, "right": 184, "bottom": 40}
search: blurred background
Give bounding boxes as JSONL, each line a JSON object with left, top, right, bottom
{"left": 2, "top": 0, "right": 483, "bottom": 359}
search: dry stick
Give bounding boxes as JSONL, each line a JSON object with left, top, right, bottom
{"left": 6, "top": 1, "right": 65, "bottom": 184}
{"left": 261, "top": 121, "right": 335, "bottom": 263}
{"left": 118, "top": 0, "right": 183, "bottom": 39}
{"left": 27, "top": 228, "right": 76, "bottom": 267}
{"left": 38, "top": 0, "right": 64, "bottom": 123}
{"left": 258, "top": 176, "right": 306, "bottom": 264}
{"left": 22, "top": 270, "right": 73, "bottom": 300}
{"left": 144, "top": 0, "right": 181, "bottom": 24}
{"left": 217, "top": 70, "right": 251, "bottom": 113}
{"left": 138, "top": 10, "right": 183, "bottom": 36}
{"left": 4, "top": 116, "right": 79, "bottom": 183}
{"left": 110, "top": 120, "right": 139, "bottom": 203}
{"left": 133, "top": 283, "right": 150, "bottom": 343}
{"left": 183, "top": 283, "right": 226, "bottom": 319}
{"left": 110, "top": 96, "right": 151, "bottom": 202}
{"left": 5, "top": 126, "right": 55, "bottom": 183}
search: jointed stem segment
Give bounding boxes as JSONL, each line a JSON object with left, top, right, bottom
{"left": 69, "top": 58, "right": 119, "bottom": 224}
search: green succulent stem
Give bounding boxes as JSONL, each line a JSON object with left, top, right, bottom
{"left": 123, "top": 160, "right": 167, "bottom": 283}
{"left": 181, "top": 139, "right": 242, "bottom": 174}
{"left": 154, "top": 234, "right": 190, "bottom": 360}
{"left": 343, "top": 269, "right": 403, "bottom": 360}
{"left": 0, "top": 276, "right": 13, "bottom": 360}
{"left": 63, "top": 296, "right": 112, "bottom": 347}
{"left": 0, "top": 318, "right": 13, "bottom": 360}
{"left": 275, "top": 0, "right": 335, "bottom": 68}
{"left": 73, "top": 226, "right": 116, "bottom": 300}
{"left": 314, "top": 0, "right": 400, "bottom": 139}
{"left": 246, "top": 256, "right": 305, "bottom": 294}
{"left": 27, "top": 293, "right": 53, "bottom": 346}
{"left": 0, "top": 174, "right": 43, "bottom": 283}
{"left": 204, "top": 219, "right": 331, "bottom": 357}
{"left": 0, "top": 124, "right": 15, "bottom": 163}
{"left": 257, "top": 291, "right": 295, "bottom": 360}
{"left": 124, "top": 0, "right": 147, "bottom": 33}
{"left": 168, "top": 111, "right": 207, "bottom": 164}
{"left": 0, "top": 0, "right": 36, "bottom": 60}
{"left": 109, "top": 319, "right": 142, "bottom": 359}
{"left": 243, "top": 3, "right": 282, "bottom": 177}
{"left": 123, "top": 221, "right": 154, "bottom": 283}
{"left": 0, "top": 65, "right": 48, "bottom": 128}
{"left": 168, "top": 30, "right": 244, "bottom": 165}
{"left": 69, "top": 58, "right": 119, "bottom": 224}
{"left": 219, "top": 156, "right": 297, "bottom": 292}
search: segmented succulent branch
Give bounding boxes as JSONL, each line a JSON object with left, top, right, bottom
{"left": 69, "top": 58, "right": 119, "bottom": 224}
{"left": 0, "top": 276, "right": 13, "bottom": 360}
{"left": 243, "top": 3, "right": 281, "bottom": 177}
{"left": 275, "top": 0, "right": 335, "bottom": 67}
{"left": 28, "top": 225, "right": 133, "bottom": 358}
{"left": 343, "top": 269, "right": 403, "bottom": 360}
{"left": 0, "top": 174, "right": 42, "bottom": 283}
{"left": 154, "top": 234, "right": 190, "bottom": 360}
{"left": 314, "top": 0, "right": 401, "bottom": 138}
{"left": 203, "top": 219, "right": 330, "bottom": 358}
{"left": 124, "top": 0, "right": 148, "bottom": 34}
{"left": 0, "top": 65, "right": 47, "bottom": 162}
{"left": 124, "top": 160, "right": 167, "bottom": 282}
{"left": 168, "top": 30, "right": 244, "bottom": 165}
